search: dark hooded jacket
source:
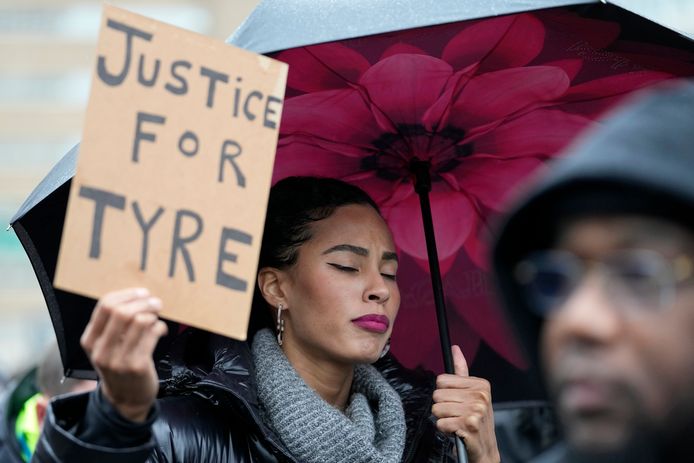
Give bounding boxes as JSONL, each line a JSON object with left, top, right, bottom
{"left": 491, "top": 79, "right": 694, "bottom": 460}
{"left": 492, "top": 79, "right": 694, "bottom": 382}
{"left": 31, "top": 329, "right": 453, "bottom": 463}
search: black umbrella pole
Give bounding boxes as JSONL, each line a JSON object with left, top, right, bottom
{"left": 415, "top": 186, "right": 455, "bottom": 373}
{"left": 412, "top": 161, "right": 468, "bottom": 463}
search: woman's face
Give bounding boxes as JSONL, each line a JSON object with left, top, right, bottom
{"left": 279, "top": 204, "right": 400, "bottom": 365}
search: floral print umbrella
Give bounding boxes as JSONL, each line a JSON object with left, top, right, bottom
{"left": 10, "top": 2, "right": 694, "bottom": 406}
{"left": 263, "top": 6, "right": 694, "bottom": 400}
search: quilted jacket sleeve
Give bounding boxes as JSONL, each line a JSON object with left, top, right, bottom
{"left": 31, "top": 390, "right": 158, "bottom": 463}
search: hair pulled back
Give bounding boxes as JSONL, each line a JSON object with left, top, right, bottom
{"left": 248, "top": 176, "right": 380, "bottom": 335}
{"left": 258, "top": 176, "right": 380, "bottom": 269}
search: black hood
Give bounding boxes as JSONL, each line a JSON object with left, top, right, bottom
{"left": 491, "top": 79, "right": 694, "bottom": 393}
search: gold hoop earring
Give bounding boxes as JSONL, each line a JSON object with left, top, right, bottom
{"left": 276, "top": 304, "right": 285, "bottom": 346}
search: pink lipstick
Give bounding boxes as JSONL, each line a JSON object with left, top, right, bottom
{"left": 352, "top": 314, "right": 390, "bottom": 333}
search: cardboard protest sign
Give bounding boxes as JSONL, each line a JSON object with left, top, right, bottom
{"left": 54, "top": 5, "right": 288, "bottom": 340}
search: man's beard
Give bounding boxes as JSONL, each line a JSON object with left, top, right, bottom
{"left": 564, "top": 433, "right": 658, "bottom": 463}
{"left": 563, "top": 413, "right": 694, "bottom": 463}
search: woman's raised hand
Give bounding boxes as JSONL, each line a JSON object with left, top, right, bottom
{"left": 432, "top": 345, "right": 500, "bottom": 463}
{"left": 80, "top": 288, "right": 168, "bottom": 422}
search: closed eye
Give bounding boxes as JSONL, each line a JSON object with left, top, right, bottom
{"left": 328, "top": 263, "right": 358, "bottom": 273}
{"left": 328, "top": 263, "right": 397, "bottom": 281}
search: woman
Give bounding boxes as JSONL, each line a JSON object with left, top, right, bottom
{"left": 33, "top": 177, "right": 499, "bottom": 463}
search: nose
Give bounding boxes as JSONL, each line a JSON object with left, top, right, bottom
{"left": 364, "top": 270, "right": 390, "bottom": 304}
{"left": 544, "top": 272, "right": 622, "bottom": 349}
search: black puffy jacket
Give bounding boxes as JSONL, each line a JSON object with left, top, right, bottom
{"left": 32, "top": 330, "right": 453, "bottom": 462}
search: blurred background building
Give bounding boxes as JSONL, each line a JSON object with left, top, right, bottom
{"left": 0, "top": 0, "right": 692, "bottom": 382}
{"left": 0, "top": 0, "right": 260, "bottom": 380}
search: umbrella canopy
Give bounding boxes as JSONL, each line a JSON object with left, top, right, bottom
{"left": 229, "top": 0, "right": 694, "bottom": 401}
{"left": 10, "top": 1, "right": 694, "bottom": 399}
{"left": 228, "top": 0, "right": 694, "bottom": 54}
{"left": 228, "top": 0, "right": 595, "bottom": 54}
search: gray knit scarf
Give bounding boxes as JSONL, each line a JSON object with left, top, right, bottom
{"left": 251, "top": 328, "right": 406, "bottom": 463}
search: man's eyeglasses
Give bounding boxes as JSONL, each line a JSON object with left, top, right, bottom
{"left": 514, "top": 249, "right": 694, "bottom": 317}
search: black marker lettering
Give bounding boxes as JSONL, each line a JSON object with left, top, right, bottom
{"left": 218, "top": 140, "right": 245, "bottom": 187}
{"left": 78, "top": 186, "right": 126, "bottom": 259}
{"left": 132, "top": 202, "right": 164, "bottom": 271}
{"left": 243, "top": 90, "right": 263, "bottom": 121}
{"left": 216, "top": 227, "right": 252, "bottom": 291}
{"left": 200, "top": 66, "right": 229, "bottom": 108}
{"left": 178, "top": 131, "right": 199, "bottom": 158}
{"left": 132, "top": 112, "right": 165, "bottom": 163}
{"left": 97, "top": 20, "right": 152, "bottom": 86}
{"left": 137, "top": 54, "right": 161, "bottom": 87}
{"left": 165, "top": 60, "right": 191, "bottom": 95}
{"left": 263, "top": 95, "right": 282, "bottom": 129}
{"left": 169, "top": 209, "right": 203, "bottom": 282}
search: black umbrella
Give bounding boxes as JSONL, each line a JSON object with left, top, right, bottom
{"left": 10, "top": 4, "right": 694, "bottom": 461}
{"left": 11, "top": 0, "right": 694, "bottom": 390}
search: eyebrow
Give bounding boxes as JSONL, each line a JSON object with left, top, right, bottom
{"left": 322, "top": 244, "right": 398, "bottom": 262}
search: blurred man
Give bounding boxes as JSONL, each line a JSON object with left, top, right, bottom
{"left": 492, "top": 79, "right": 694, "bottom": 462}
{"left": 0, "top": 341, "right": 95, "bottom": 462}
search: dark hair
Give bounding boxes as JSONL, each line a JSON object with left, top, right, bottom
{"left": 248, "top": 176, "right": 380, "bottom": 335}
{"left": 258, "top": 176, "right": 380, "bottom": 269}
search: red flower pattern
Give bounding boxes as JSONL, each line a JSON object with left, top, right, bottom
{"left": 271, "top": 10, "right": 689, "bottom": 372}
